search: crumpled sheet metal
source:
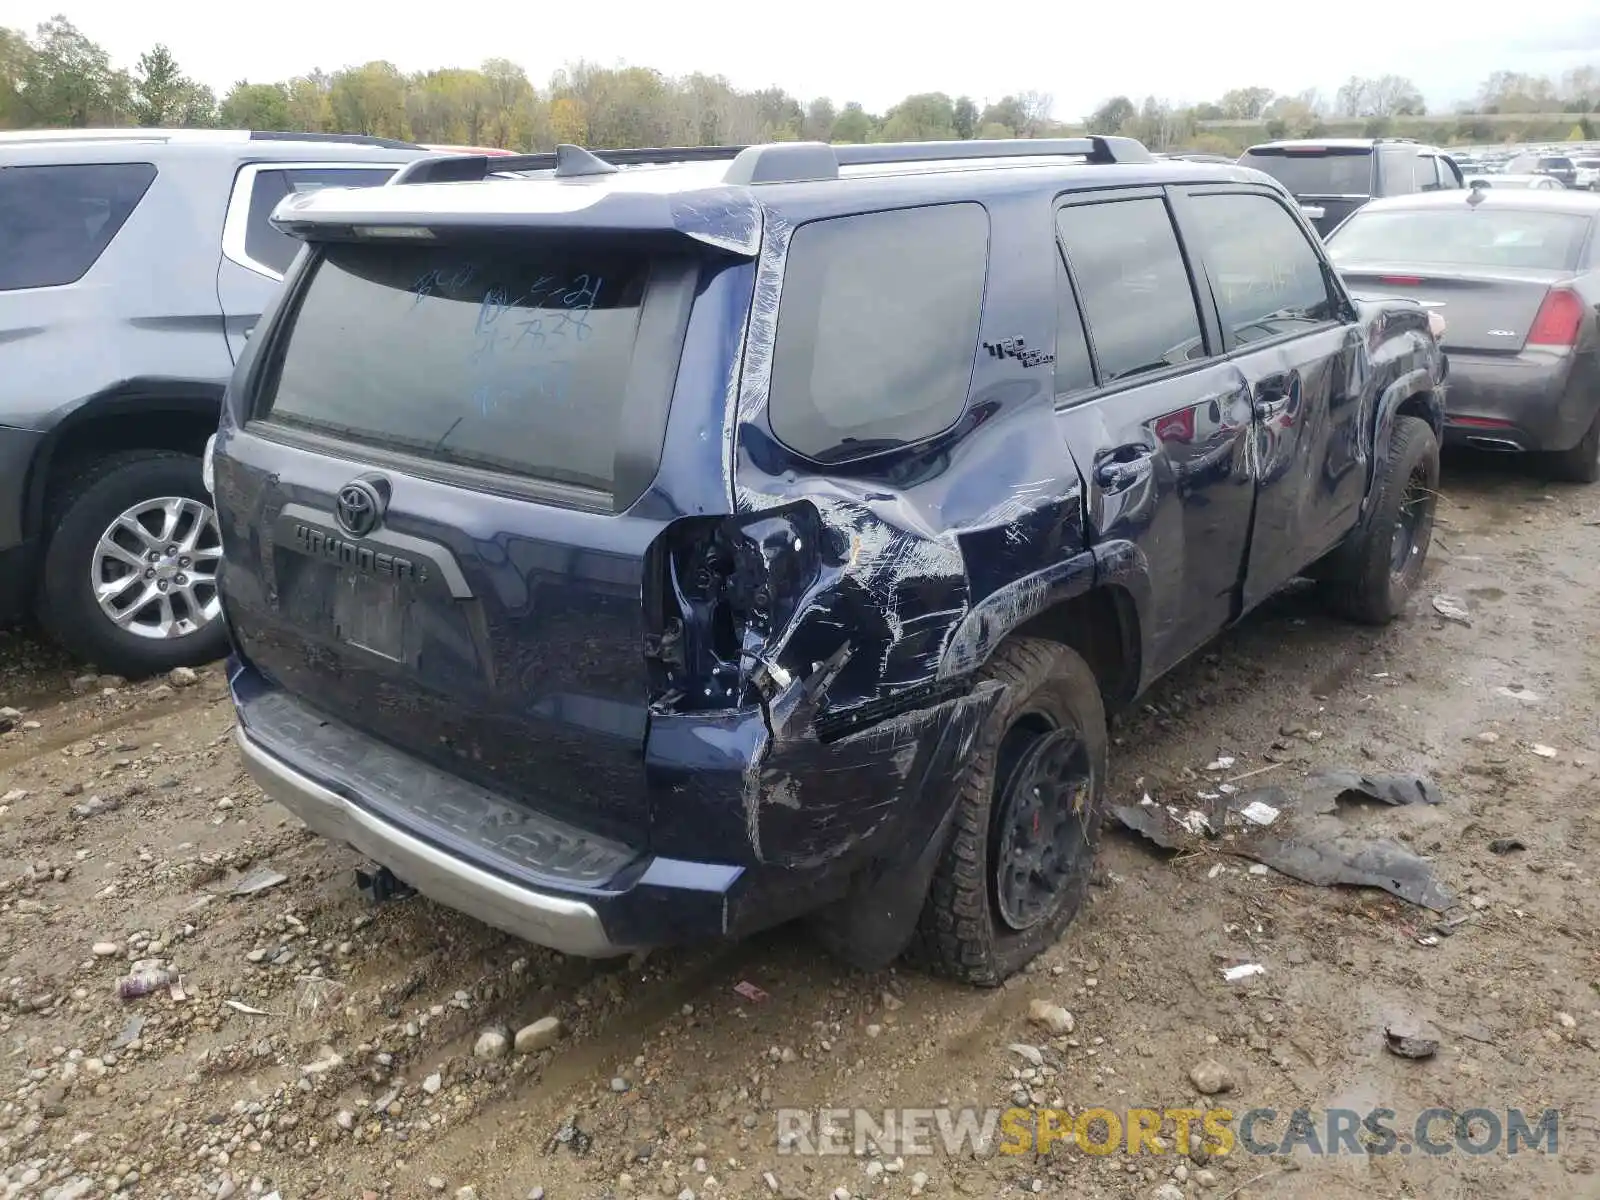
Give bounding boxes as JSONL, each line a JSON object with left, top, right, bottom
{"left": 1111, "top": 771, "right": 1454, "bottom": 911}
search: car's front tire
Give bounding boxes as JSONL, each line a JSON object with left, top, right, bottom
{"left": 1322, "top": 414, "right": 1440, "bottom": 624}
{"left": 38, "top": 449, "right": 228, "bottom": 678}
{"left": 911, "top": 638, "right": 1109, "bottom": 987}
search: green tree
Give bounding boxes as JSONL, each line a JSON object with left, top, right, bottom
{"left": 0, "top": 27, "right": 34, "bottom": 127}
{"left": 220, "top": 81, "right": 291, "bottom": 130}
{"left": 831, "top": 101, "right": 872, "bottom": 143}
{"left": 952, "top": 95, "right": 977, "bottom": 139}
{"left": 879, "top": 92, "right": 956, "bottom": 141}
{"left": 1085, "top": 95, "right": 1136, "bottom": 135}
{"left": 20, "top": 16, "right": 129, "bottom": 127}
{"left": 1217, "top": 86, "right": 1274, "bottom": 120}
{"left": 329, "top": 61, "right": 408, "bottom": 138}
{"left": 285, "top": 71, "right": 333, "bottom": 131}
{"left": 132, "top": 44, "right": 214, "bottom": 126}
{"left": 803, "top": 96, "right": 836, "bottom": 141}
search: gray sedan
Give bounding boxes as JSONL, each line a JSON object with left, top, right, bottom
{"left": 1325, "top": 187, "right": 1600, "bottom": 482}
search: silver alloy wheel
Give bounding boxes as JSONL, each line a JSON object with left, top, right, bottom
{"left": 90, "top": 496, "right": 223, "bottom": 640}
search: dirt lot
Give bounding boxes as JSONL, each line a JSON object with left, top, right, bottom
{"left": 2, "top": 458, "right": 1597, "bottom": 1200}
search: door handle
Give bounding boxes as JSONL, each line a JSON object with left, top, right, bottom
{"left": 1094, "top": 446, "right": 1155, "bottom": 491}
{"left": 1254, "top": 392, "right": 1291, "bottom": 420}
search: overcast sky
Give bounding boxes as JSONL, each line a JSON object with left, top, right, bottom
{"left": 13, "top": 2, "right": 1600, "bottom": 117}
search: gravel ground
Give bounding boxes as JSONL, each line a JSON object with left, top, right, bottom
{"left": 2, "top": 458, "right": 1597, "bottom": 1200}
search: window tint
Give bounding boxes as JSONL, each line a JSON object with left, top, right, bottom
{"left": 244, "top": 167, "right": 395, "bottom": 276}
{"left": 1241, "top": 149, "right": 1373, "bottom": 196}
{"left": 1054, "top": 260, "right": 1096, "bottom": 399}
{"left": 1055, "top": 198, "right": 1204, "bottom": 383}
{"left": 260, "top": 241, "right": 654, "bottom": 495}
{"left": 1188, "top": 193, "right": 1335, "bottom": 345}
{"left": 1416, "top": 155, "right": 1443, "bottom": 191}
{"left": 0, "top": 162, "right": 156, "bottom": 291}
{"left": 1326, "top": 208, "right": 1592, "bottom": 271}
{"left": 768, "top": 204, "right": 988, "bottom": 462}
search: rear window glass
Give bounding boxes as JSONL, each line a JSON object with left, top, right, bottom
{"left": 1540, "top": 157, "right": 1574, "bottom": 170}
{"left": 768, "top": 203, "right": 988, "bottom": 462}
{"left": 1326, "top": 208, "right": 1592, "bottom": 271}
{"left": 0, "top": 162, "right": 156, "bottom": 291}
{"left": 244, "top": 166, "right": 395, "bottom": 276}
{"left": 259, "top": 242, "right": 651, "bottom": 494}
{"left": 1242, "top": 149, "right": 1373, "bottom": 196}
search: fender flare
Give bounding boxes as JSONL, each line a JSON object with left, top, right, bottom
{"left": 1362, "top": 365, "right": 1443, "bottom": 526}
{"left": 936, "top": 539, "right": 1152, "bottom": 692}
{"left": 23, "top": 378, "right": 224, "bottom": 543}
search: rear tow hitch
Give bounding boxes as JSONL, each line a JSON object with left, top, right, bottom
{"left": 355, "top": 865, "right": 416, "bottom": 905}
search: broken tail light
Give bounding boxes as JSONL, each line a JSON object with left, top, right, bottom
{"left": 645, "top": 501, "right": 834, "bottom": 712}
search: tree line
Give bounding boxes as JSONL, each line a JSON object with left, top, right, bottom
{"left": 3, "top": 15, "right": 1597, "bottom": 154}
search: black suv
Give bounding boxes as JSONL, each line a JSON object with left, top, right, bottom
{"left": 1240, "top": 137, "right": 1465, "bottom": 236}
{"left": 215, "top": 137, "right": 1446, "bottom": 984}
{"left": 0, "top": 129, "right": 428, "bottom": 676}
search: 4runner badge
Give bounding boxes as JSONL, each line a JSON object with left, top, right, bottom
{"left": 335, "top": 478, "right": 387, "bottom": 538}
{"left": 982, "top": 336, "right": 1055, "bottom": 369}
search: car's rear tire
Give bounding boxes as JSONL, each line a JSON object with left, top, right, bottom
{"left": 910, "top": 638, "right": 1108, "bottom": 987}
{"left": 1546, "top": 407, "right": 1600, "bottom": 484}
{"left": 1322, "top": 415, "right": 1440, "bottom": 625}
{"left": 38, "top": 449, "right": 228, "bottom": 678}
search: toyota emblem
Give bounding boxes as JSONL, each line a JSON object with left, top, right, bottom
{"left": 335, "top": 479, "right": 386, "bottom": 537}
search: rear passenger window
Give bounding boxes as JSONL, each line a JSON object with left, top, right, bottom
{"left": 0, "top": 162, "right": 156, "bottom": 291}
{"left": 769, "top": 203, "right": 988, "bottom": 462}
{"left": 244, "top": 167, "right": 395, "bottom": 277}
{"left": 1054, "top": 260, "right": 1096, "bottom": 399}
{"left": 1416, "top": 156, "right": 1442, "bottom": 191}
{"left": 1055, "top": 198, "right": 1205, "bottom": 384}
{"left": 1187, "top": 193, "right": 1336, "bottom": 345}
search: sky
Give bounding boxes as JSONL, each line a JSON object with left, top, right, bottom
{"left": 12, "top": 1, "right": 1600, "bottom": 119}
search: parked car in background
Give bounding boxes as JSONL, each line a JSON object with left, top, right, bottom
{"left": 1507, "top": 153, "right": 1579, "bottom": 188}
{"left": 1574, "top": 157, "right": 1600, "bottom": 190}
{"left": 1466, "top": 174, "right": 1566, "bottom": 190}
{"left": 0, "top": 129, "right": 431, "bottom": 675}
{"left": 1325, "top": 187, "right": 1600, "bottom": 482}
{"left": 213, "top": 136, "right": 1445, "bottom": 983}
{"left": 1238, "top": 137, "right": 1464, "bottom": 236}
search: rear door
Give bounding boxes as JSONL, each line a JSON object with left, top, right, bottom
{"left": 1173, "top": 185, "right": 1367, "bottom": 607}
{"left": 1051, "top": 188, "right": 1257, "bottom": 681}
{"left": 217, "top": 162, "right": 401, "bottom": 362}
{"left": 217, "top": 235, "right": 712, "bottom": 844}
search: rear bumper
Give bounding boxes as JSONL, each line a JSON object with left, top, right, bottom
{"left": 1440, "top": 350, "right": 1595, "bottom": 452}
{"left": 229, "top": 658, "right": 989, "bottom": 955}
{"left": 237, "top": 726, "right": 626, "bottom": 956}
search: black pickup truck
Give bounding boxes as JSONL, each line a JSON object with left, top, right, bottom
{"left": 212, "top": 136, "right": 1447, "bottom": 986}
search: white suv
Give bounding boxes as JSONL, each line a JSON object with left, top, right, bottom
{"left": 1575, "top": 157, "right": 1600, "bottom": 191}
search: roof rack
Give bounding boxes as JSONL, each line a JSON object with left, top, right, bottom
{"left": 249, "top": 131, "right": 424, "bottom": 151}
{"left": 391, "top": 136, "right": 1154, "bottom": 187}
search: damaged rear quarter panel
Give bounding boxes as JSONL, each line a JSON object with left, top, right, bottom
{"left": 711, "top": 183, "right": 1098, "bottom": 868}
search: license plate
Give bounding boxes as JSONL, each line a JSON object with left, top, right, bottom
{"left": 332, "top": 573, "right": 406, "bottom": 662}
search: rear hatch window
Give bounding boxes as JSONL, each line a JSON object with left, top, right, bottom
{"left": 256, "top": 240, "right": 664, "bottom": 500}
{"left": 1326, "top": 208, "right": 1591, "bottom": 272}
{"left": 0, "top": 162, "right": 157, "bottom": 291}
{"left": 1241, "top": 147, "right": 1374, "bottom": 196}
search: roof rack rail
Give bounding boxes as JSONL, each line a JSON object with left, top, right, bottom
{"left": 391, "top": 137, "right": 1154, "bottom": 188}
{"left": 249, "top": 131, "right": 423, "bottom": 151}
{"left": 725, "top": 136, "right": 1154, "bottom": 183}
{"left": 392, "top": 143, "right": 749, "bottom": 186}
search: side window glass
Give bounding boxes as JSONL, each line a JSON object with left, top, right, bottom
{"left": 1053, "top": 257, "right": 1095, "bottom": 399}
{"left": 1187, "top": 193, "right": 1336, "bottom": 345}
{"left": 243, "top": 167, "right": 395, "bottom": 276}
{"left": 768, "top": 203, "right": 989, "bottom": 462}
{"left": 1055, "top": 197, "right": 1205, "bottom": 384}
{"left": 1417, "top": 155, "right": 1442, "bottom": 191}
{"left": 0, "top": 162, "right": 157, "bottom": 292}
{"left": 1382, "top": 149, "right": 1418, "bottom": 195}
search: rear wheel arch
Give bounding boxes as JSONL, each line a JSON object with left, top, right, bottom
{"left": 1011, "top": 585, "right": 1142, "bottom": 715}
{"left": 27, "top": 382, "right": 223, "bottom": 544}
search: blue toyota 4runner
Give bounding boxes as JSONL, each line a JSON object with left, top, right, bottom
{"left": 211, "top": 137, "right": 1446, "bottom": 985}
